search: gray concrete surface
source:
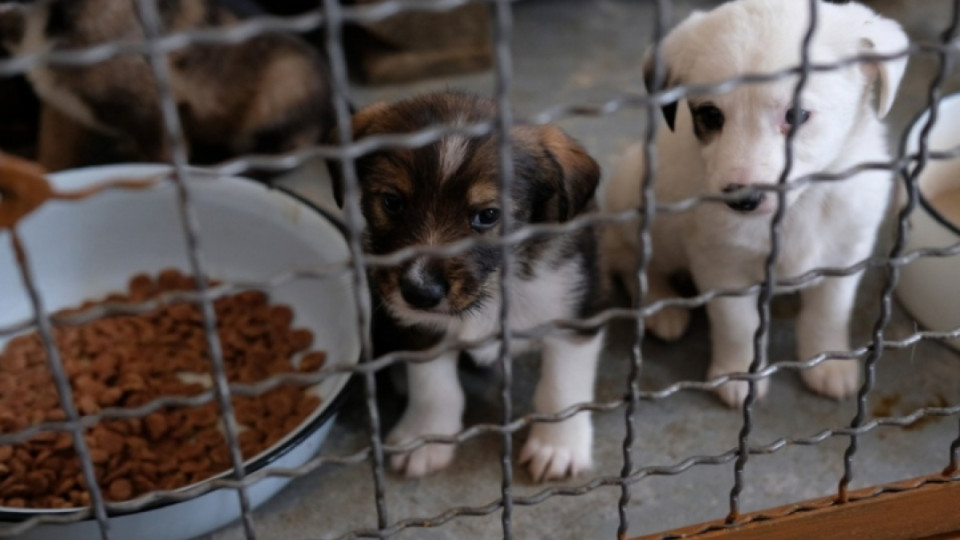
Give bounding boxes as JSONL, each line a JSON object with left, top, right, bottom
{"left": 211, "top": 1, "right": 960, "bottom": 539}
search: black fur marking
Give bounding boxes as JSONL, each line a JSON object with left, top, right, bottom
{"left": 216, "top": 0, "right": 265, "bottom": 18}
{"left": 0, "top": 9, "right": 24, "bottom": 48}
{"left": 661, "top": 101, "right": 678, "bottom": 131}
{"left": 44, "top": 2, "right": 73, "bottom": 37}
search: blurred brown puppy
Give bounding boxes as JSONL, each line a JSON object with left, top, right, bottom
{"left": 0, "top": 0, "right": 333, "bottom": 164}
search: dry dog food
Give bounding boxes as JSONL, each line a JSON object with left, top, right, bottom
{"left": 0, "top": 270, "right": 327, "bottom": 508}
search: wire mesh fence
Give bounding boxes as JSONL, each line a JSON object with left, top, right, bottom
{"left": 0, "top": 0, "right": 958, "bottom": 539}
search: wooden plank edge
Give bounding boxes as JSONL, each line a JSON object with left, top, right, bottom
{"left": 631, "top": 473, "right": 960, "bottom": 540}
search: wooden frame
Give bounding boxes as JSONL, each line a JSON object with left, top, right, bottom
{"left": 632, "top": 474, "right": 960, "bottom": 540}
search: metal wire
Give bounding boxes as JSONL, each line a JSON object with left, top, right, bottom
{"left": 3, "top": 191, "right": 960, "bottom": 343}
{"left": 618, "top": 1, "right": 669, "bottom": 538}
{"left": 3, "top": 396, "right": 956, "bottom": 538}
{"left": 489, "top": 0, "right": 517, "bottom": 537}
{"left": 1, "top": 0, "right": 958, "bottom": 539}
{"left": 6, "top": 232, "right": 112, "bottom": 540}
{"left": 838, "top": 0, "right": 960, "bottom": 503}
{"left": 727, "top": 0, "right": 819, "bottom": 523}
{"left": 131, "top": 0, "right": 258, "bottom": 536}
{"left": 2, "top": 320, "right": 957, "bottom": 464}
{"left": 321, "top": 0, "right": 391, "bottom": 532}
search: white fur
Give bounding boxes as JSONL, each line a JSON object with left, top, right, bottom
{"left": 439, "top": 135, "right": 469, "bottom": 182}
{"left": 600, "top": 0, "right": 907, "bottom": 407}
{"left": 386, "top": 257, "right": 603, "bottom": 480}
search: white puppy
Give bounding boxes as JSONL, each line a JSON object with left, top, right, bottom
{"left": 601, "top": 0, "right": 908, "bottom": 407}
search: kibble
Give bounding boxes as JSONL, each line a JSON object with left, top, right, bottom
{"left": 0, "top": 270, "right": 327, "bottom": 508}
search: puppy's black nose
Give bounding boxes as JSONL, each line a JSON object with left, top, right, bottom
{"left": 399, "top": 273, "right": 449, "bottom": 310}
{"left": 722, "top": 183, "right": 765, "bottom": 212}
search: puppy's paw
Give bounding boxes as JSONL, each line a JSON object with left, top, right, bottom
{"left": 519, "top": 416, "right": 592, "bottom": 482}
{"left": 645, "top": 307, "right": 691, "bottom": 342}
{"left": 801, "top": 360, "right": 860, "bottom": 400}
{"left": 386, "top": 410, "right": 460, "bottom": 478}
{"left": 710, "top": 369, "right": 770, "bottom": 409}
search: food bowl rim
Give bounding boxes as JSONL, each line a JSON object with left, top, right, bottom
{"left": 900, "top": 91, "right": 960, "bottom": 237}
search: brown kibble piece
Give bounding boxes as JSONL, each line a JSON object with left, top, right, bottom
{"left": 96, "top": 429, "right": 125, "bottom": 455}
{"left": 157, "top": 268, "right": 185, "bottom": 290}
{"left": 144, "top": 414, "right": 167, "bottom": 441}
{"left": 108, "top": 479, "right": 133, "bottom": 501}
{"left": 0, "top": 271, "right": 326, "bottom": 509}
{"left": 299, "top": 352, "right": 326, "bottom": 373}
{"left": 98, "top": 387, "right": 124, "bottom": 407}
{"left": 269, "top": 305, "right": 294, "bottom": 328}
{"left": 53, "top": 433, "right": 73, "bottom": 450}
{"left": 129, "top": 273, "right": 155, "bottom": 296}
{"left": 89, "top": 449, "right": 109, "bottom": 464}
{"left": 77, "top": 394, "right": 99, "bottom": 415}
{"left": 289, "top": 329, "right": 314, "bottom": 352}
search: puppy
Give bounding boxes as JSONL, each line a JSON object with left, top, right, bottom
{"left": 601, "top": 0, "right": 908, "bottom": 407}
{"left": 339, "top": 91, "right": 606, "bottom": 480}
{"left": 0, "top": 0, "right": 333, "bottom": 164}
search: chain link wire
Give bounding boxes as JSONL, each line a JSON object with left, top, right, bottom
{"left": 618, "top": 1, "right": 670, "bottom": 538}
{"left": 489, "top": 0, "right": 518, "bottom": 536}
{"left": 0, "top": 0, "right": 958, "bottom": 539}
{"left": 838, "top": 0, "right": 960, "bottom": 503}
{"left": 321, "top": 0, "right": 391, "bottom": 532}
{"left": 727, "top": 0, "right": 818, "bottom": 523}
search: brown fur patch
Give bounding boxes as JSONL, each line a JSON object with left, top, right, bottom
{"left": 15, "top": 0, "right": 331, "bottom": 163}
{"left": 467, "top": 180, "right": 499, "bottom": 208}
{"left": 350, "top": 101, "right": 392, "bottom": 139}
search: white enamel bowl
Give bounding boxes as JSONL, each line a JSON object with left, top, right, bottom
{"left": 0, "top": 164, "right": 359, "bottom": 539}
{"left": 897, "top": 93, "right": 960, "bottom": 351}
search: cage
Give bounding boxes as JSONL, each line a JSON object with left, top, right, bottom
{"left": 0, "top": 1, "right": 958, "bottom": 539}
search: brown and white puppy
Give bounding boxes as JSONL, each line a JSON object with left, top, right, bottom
{"left": 340, "top": 91, "right": 607, "bottom": 481}
{"left": 0, "top": 0, "right": 333, "bottom": 164}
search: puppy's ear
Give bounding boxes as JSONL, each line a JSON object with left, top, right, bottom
{"left": 328, "top": 101, "right": 390, "bottom": 207}
{"left": 854, "top": 12, "right": 909, "bottom": 118}
{"left": 641, "top": 11, "right": 707, "bottom": 131}
{"left": 642, "top": 49, "right": 678, "bottom": 131}
{"left": 532, "top": 125, "right": 601, "bottom": 222}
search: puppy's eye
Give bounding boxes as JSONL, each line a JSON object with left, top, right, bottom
{"left": 785, "top": 107, "right": 811, "bottom": 126}
{"left": 470, "top": 208, "right": 500, "bottom": 232}
{"left": 694, "top": 105, "right": 724, "bottom": 131}
{"left": 380, "top": 193, "right": 405, "bottom": 216}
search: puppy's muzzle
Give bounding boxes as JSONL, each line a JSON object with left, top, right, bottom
{"left": 399, "top": 263, "right": 449, "bottom": 310}
{"left": 722, "top": 183, "right": 766, "bottom": 213}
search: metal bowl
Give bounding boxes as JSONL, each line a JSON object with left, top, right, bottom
{"left": 897, "top": 93, "right": 960, "bottom": 351}
{"left": 0, "top": 164, "right": 359, "bottom": 540}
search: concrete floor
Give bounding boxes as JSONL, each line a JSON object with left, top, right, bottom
{"left": 211, "top": 1, "right": 960, "bottom": 539}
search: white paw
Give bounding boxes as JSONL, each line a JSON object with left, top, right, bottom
{"left": 709, "top": 369, "right": 770, "bottom": 409}
{"left": 386, "top": 409, "right": 460, "bottom": 478}
{"left": 519, "top": 416, "right": 593, "bottom": 482}
{"left": 645, "top": 307, "right": 691, "bottom": 342}
{"left": 801, "top": 360, "right": 860, "bottom": 400}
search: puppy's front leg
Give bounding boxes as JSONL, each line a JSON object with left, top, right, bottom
{"left": 796, "top": 275, "right": 861, "bottom": 399}
{"left": 520, "top": 331, "right": 602, "bottom": 481}
{"left": 386, "top": 352, "right": 464, "bottom": 477}
{"left": 704, "top": 295, "right": 770, "bottom": 408}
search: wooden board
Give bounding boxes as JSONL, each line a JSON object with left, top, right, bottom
{"left": 632, "top": 474, "right": 960, "bottom": 540}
